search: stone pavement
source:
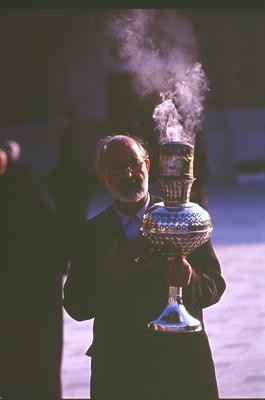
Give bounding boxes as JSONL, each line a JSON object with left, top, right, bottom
{"left": 61, "top": 182, "right": 265, "bottom": 399}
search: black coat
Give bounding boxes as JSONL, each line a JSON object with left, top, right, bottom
{"left": 0, "top": 162, "right": 64, "bottom": 400}
{"left": 63, "top": 194, "right": 226, "bottom": 400}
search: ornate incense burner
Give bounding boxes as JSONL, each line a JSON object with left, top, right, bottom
{"left": 140, "top": 141, "right": 212, "bottom": 333}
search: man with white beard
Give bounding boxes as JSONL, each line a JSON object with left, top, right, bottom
{"left": 63, "top": 134, "right": 226, "bottom": 400}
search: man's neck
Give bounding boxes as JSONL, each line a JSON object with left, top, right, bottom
{"left": 114, "top": 193, "right": 149, "bottom": 216}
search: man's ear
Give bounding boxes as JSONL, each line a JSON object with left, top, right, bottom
{"left": 145, "top": 158, "right": 151, "bottom": 172}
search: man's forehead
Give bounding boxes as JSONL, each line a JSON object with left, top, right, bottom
{"left": 105, "top": 138, "right": 143, "bottom": 158}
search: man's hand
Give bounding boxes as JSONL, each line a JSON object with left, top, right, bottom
{"left": 105, "top": 237, "right": 157, "bottom": 278}
{"left": 164, "top": 255, "right": 192, "bottom": 287}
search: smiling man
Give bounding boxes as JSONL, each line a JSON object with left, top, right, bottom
{"left": 63, "top": 134, "right": 226, "bottom": 400}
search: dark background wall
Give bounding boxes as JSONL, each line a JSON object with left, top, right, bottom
{"left": 0, "top": 9, "right": 264, "bottom": 188}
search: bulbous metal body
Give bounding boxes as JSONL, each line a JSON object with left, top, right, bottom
{"left": 140, "top": 141, "right": 213, "bottom": 333}
{"left": 141, "top": 201, "right": 212, "bottom": 258}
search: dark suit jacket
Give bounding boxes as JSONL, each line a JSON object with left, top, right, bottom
{"left": 63, "top": 194, "right": 226, "bottom": 400}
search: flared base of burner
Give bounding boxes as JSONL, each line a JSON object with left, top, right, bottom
{"left": 148, "top": 300, "right": 202, "bottom": 334}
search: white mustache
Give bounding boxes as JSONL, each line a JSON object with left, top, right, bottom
{"left": 120, "top": 179, "right": 141, "bottom": 192}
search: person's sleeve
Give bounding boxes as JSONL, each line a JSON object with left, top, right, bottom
{"left": 63, "top": 219, "right": 98, "bottom": 321}
{"left": 63, "top": 262, "right": 97, "bottom": 321}
{"left": 184, "top": 239, "right": 226, "bottom": 310}
{"left": 63, "top": 220, "right": 116, "bottom": 321}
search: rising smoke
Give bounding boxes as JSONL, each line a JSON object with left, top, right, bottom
{"left": 108, "top": 9, "right": 209, "bottom": 144}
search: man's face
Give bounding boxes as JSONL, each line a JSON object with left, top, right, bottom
{"left": 102, "top": 138, "right": 150, "bottom": 203}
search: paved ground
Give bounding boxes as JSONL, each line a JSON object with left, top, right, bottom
{"left": 61, "top": 182, "right": 265, "bottom": 399}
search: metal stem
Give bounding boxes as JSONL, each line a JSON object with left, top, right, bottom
{"left": 168, "top": 286, "right": 182, "bottom": 303}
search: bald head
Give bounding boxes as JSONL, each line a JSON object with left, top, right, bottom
{"left": 96, "top": 134, "right": 149, "bottom": 181}
{"left": 95, "top": 134, "right": 150, "bottom": 207}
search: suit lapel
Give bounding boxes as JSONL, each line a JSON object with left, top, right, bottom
{"left": 103, "top": 193, "right": 162, "bottom": 245}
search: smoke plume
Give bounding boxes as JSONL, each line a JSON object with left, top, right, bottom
{"left": 108, "top": 9, "right": 209, "bottom": 144}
